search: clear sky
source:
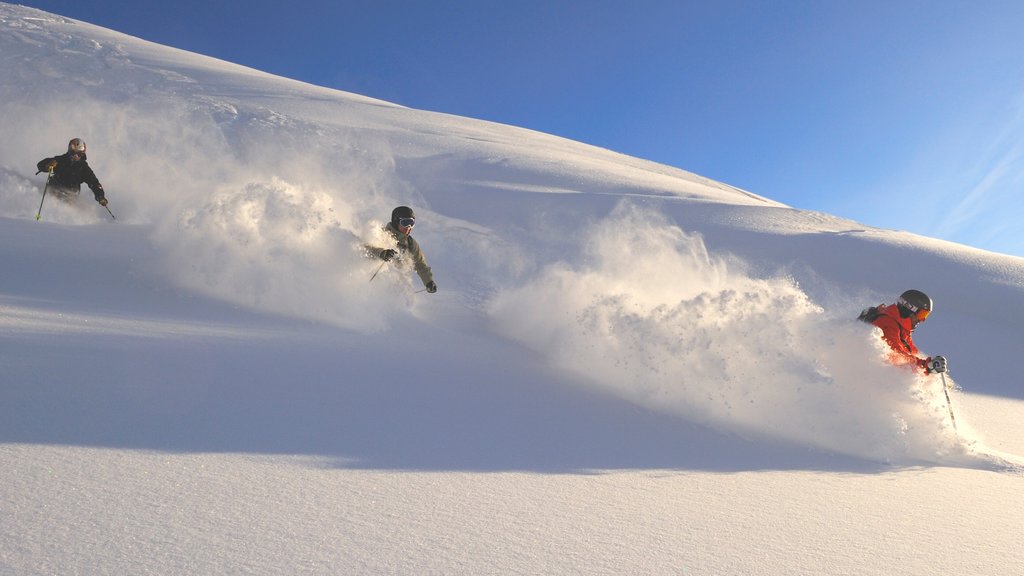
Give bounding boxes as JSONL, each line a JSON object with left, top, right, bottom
{"left": 20, "top": 0, "right": 1024, "bottom": 257}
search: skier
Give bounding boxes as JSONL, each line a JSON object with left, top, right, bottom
{"left": 858, "top": 289, "right": 947, "bottom": 375}
{"left": 36, "top": 138, "right": 108, "bottom": 206}
{"left": 365, "top": 206, "right": 437, "bottom": 294}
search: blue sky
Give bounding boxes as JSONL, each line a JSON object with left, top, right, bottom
{"left": 21, "top": 0, "right": 1024, "bottom": 257}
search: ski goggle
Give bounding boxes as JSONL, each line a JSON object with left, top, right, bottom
{"left": 398, "top": 217, "right": 415, "bottom": 228}
{"left": 915, "top": 308, "right": 931, "bottom": 321}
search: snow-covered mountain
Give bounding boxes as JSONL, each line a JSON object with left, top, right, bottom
{"left": 2, "top": 4, "right": 1023, "bottom": 574}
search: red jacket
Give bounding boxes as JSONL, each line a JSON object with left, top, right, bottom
{"left": 862, "top": 304, "right": 929, "bottom": 372}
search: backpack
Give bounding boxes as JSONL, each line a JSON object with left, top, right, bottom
{"left": 857, "top": 305, "right": 882, "bottom": 323}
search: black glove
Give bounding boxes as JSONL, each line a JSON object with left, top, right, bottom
{"left": 380, "top": 249, "right": 397, "bottom": 262}
{"left": 425, "top": 280, "right": 437, "bottom": 294}
{"left": 927, "top": 355, "right": 947, "bottom": 374}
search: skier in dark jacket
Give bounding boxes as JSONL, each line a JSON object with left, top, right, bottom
{"left": 36, "top": 138, "right": 108, "bottom": 206}
{"left": 365, "top": 206, "right": 437, "bottom": 293}
{"left": 858, "top": 289, "right": 946, "bottom": 375}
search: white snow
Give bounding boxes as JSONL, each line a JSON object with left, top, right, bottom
{"left": 2, "top": 4, "right": 1024, "bottom": 575}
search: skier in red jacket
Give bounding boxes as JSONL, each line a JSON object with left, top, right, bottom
{"left": 858, "top": 289, "right": 947, "bottom": 374}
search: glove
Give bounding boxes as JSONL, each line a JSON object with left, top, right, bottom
{"left": 46, "top": 159, "right": 57, "bottom": 171}
{"left": 926, "top": 355, "right": 947, "bottom": 374}
{"left": 97, "top": 197, "right": 108, "bottom": 206}
{"left": 425, "top": 280, "right": 437, "bottom": 294}
{"left": 380, "top": 249, "right": 397, "bottom": 262}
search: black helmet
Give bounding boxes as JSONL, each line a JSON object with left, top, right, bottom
{"left": 391, "top": 205, "right": 415, "bottom": 229}
{"left": 898, "top": 289, "right": 932, "bottom": 315}
{"left": 68, "top": 138, "right": 86, "bottom": 153}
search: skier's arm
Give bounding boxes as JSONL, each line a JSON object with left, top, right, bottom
{"left": 81, "top": 165, "right": 105, "bottom": 201}
{"left": 87, "top": 182, "right": 105, "bottom": 202}
{"left": 36, "top": 157, "right": 57, "bottom": 174}
{"left": 414, "top": 258, "right": 433, "bottom": 287}
{"left": 363, "top": 244, "right": 397, "bottom": 261}
{"left": 408, "top": 238, "right": 434, "bottom": 287}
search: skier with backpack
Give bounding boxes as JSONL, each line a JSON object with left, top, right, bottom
{"left": 858, "top": 289, "right": 947, "bottom": 375}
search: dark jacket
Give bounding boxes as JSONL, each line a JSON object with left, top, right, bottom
{"left": 365, "top": 222, "right": 434, "bottom": 287}
{"left": 36, "top": 152, "right": 105, "bottom": 201}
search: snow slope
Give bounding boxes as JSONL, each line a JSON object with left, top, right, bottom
{"left": 2, "top": 4, "right": 1023, "bottom": 574}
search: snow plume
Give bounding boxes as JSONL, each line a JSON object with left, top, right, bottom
{"left": 0, "top": 94, "right": 233, "bottom": 225}
{"left": 0, "top": 86, "right": 424, "bottom": 330}
{"left": 144, "top": 131, "right": 419, "bottom": 331}
{"left": 154, "top": 178, "right": 378, "bottom": 330}
{"left": 490, "top": 203, "right": 964, "bottom": 464}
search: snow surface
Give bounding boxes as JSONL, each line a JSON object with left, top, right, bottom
{"left": 2, "top": 4, "right": 1023, "bottom": 575}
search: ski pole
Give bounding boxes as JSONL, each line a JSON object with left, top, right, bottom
{"left": 36, "top": 167, "right": 54, "bottom": 221}
{"left": 369, "top": 260, "right": 386, "bottom": 282}
{"left": 940, "top": 372, "right": 957, "bottom": 431}
{"left": 103, "top": 203, "right": 116, "bottom": 220}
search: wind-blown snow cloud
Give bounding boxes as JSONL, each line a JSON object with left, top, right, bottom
{"left": 141, "top": 114, "right": 436, "bottom": 330}
{"left": 0, "top": 57, "right": 438, "bottom": 330}
{"left": 490, "top": 203, "right": 964, "bottom": 463}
